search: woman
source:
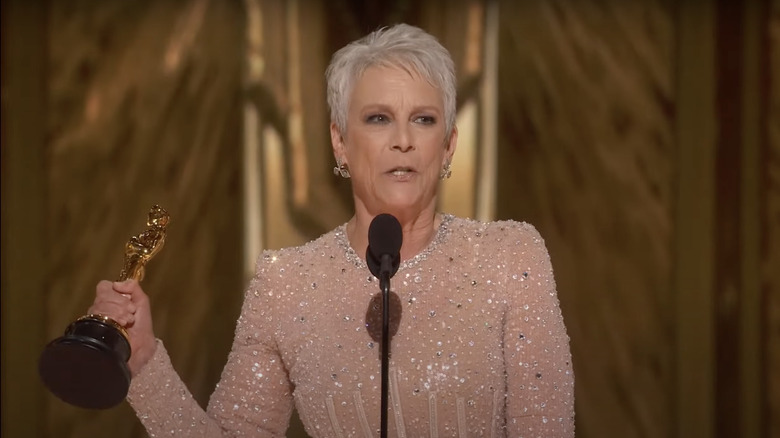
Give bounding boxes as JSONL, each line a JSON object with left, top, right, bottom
{"left": 91, "top": 23, "right": 575, "bottom": 437}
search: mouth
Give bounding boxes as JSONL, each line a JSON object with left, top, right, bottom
{"left": 388, "top": 166, "right": 415, "bottom": 176}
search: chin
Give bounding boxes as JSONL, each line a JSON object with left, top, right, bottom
{"left": 375, "top": 198, "right": 427, "bottom": 218}
{"left": 366, "top": 187, "right": 434, "bottom": 216}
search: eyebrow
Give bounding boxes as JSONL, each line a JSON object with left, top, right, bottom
{"left": 359, "top": 103, "right": 442, "bottom": 115}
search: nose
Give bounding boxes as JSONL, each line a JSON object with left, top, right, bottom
{"left": 391, "top": 124, "right": 414, "bottom": 152}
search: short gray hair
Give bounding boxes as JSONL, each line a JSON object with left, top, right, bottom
{"left": 326, "top": 24, "right": 457, "bottom": 135}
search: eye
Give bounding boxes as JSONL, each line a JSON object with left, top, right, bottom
{"left": 414, "top": 115, "right": 437, "bottom": 125}
{"left": 366, "top": 114, "right": 390, "bottom": 124}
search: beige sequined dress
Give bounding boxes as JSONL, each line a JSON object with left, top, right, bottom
{"left": 128, "top": 215, "right": 575, "bottom": 437}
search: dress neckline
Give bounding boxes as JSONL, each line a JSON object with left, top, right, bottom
{"left": 335, "top": 213, "right": 455, "bottom": 272}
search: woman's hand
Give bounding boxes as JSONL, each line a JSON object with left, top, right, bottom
{"left": 88, "top": 279, "right": 157, "bottom": 377}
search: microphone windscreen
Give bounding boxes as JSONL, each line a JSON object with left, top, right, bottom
{"left": 368, "top": 214, "right": 403, "bottom": 260}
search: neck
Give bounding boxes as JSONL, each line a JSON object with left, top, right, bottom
{"left": 347, "top": 209, "right": 440, "bottom": 263}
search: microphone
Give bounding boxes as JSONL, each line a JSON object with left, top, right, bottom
{"left": 365, "top": 213, "right": 402, "bottom": 438}
{"left": 366, "top": 214, "right": 402, "bottom": 280}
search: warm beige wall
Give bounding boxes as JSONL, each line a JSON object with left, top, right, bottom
{"left": 3, "top": 1, "right": 246, "bottom": 437}
{"left": 767, "top": 1, "right": 780, "bottom": 436}
{"left": 492, "top": 2, "right": 777, "bottom": 438}
{"left": 2, "top": 1, "right": 777, "bottom": 438}
{"left": 1, "top": 2, "right": 48, "bottom": 438}
{"left": 495, "top": 1, "right": 678, "bottom": 436}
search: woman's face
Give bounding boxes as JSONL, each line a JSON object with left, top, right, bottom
{"left": 331, "top": 65, "right": 457, "bottom": 220}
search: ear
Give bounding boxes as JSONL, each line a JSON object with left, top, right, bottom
{"left": 330, "top": 122, "right": 346, "bottom": 162}
{"left": 443, "top": 125, "right": 458, "bottom": 165}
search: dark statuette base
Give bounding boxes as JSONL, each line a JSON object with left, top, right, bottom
{"left": 39, "top": 317, "right": 131, "bottom": 410}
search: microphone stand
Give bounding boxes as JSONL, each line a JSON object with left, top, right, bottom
{"left": 367, "top": 213, "right": 402, "bottom": 438}
{"left": 379, "top": 269, "right": 391, "bottom": 438}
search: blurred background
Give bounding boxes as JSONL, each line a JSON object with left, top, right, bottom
{"left": 2, "top": 0, "right": 778, "bottom": 437}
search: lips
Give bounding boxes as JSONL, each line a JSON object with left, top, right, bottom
{"left": 388, "top": 166, "right": 415, "bottom": 176}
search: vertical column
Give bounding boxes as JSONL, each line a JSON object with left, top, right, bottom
{"left": 476, "top": 0, "right": 498, "bottom": 222}
{"left": 674, "top": 1, "right": 717, "bottom": 437}
{"left": 243, "top": 0, "right": 265, "bottom": 278}
{"left": 0, "top": 1, "right": 48, "bottom": 438}
{"left": 738, "top": 0, "right": 767, "bottom": 437}
{"left": 713, "top": 1, "right": 745, "bottom": 437}
{"left": 766, "top": 118, "right": 780, "bottom": 438}
{"left": 762, "top": 0, "right": 780, "bottom": 435}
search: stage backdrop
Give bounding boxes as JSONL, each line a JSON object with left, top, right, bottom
{"left": 2, "top": 1, "right": 778, "bottom": 438}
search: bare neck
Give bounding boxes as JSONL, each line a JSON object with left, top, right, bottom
{"left": 346, "top": 211, "right": 441, "bottom": 263}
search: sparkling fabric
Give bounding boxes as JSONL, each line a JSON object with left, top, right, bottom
{"left": 127, "top": 215, "right": 575, "bottom": 437}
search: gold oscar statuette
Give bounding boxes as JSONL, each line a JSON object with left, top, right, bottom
{"left": 39, "top": 205, "right": 170, "bottom": 410}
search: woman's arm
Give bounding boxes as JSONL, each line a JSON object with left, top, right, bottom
{"left": 502, "top": 222, "right": 575, "bottom": 436}
{"left": 127, "top": 260, "right": 295, "bottom": 437}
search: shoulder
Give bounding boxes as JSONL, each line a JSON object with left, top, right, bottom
{"left": 254, "top": 225, "right": 345, "bottom": 274}
{"left": 443, "top": 215, "right": 553, "bottom": 279}
{"left": 242, "top": 225, "right": 344, "bottom": 311}
{"left": 446, "top": 215, "right": 548, "bottom": 251}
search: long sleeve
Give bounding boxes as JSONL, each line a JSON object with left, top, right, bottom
{"left": 127, "top": 264, "right": 294, "bottom": 437}
{"left": 502, "top": 223, "right": 575, "bottom": 436}
{"left": 127, "top": 217, "right": 575, "bottom": 437}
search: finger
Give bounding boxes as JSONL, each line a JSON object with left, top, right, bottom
{"left": 113, "top": 280, "right": 141, "bottom": 302}
{"left": 93, "top": 290, "right": 138, "bottom": 311}
{"left": 95, "top": 279, "right": 115, "bottom": 296}
{"left": 115, "top": 312, "right": 135, "bottom": 327}
{"left": 91, "top": 290, "right": 138, "bottom": 313}
{"left": 96, "top": 281, "right": 124, "bottom": 299}
{"left": 87, "top": 302, "right": 134, "bottom": 326}
{"left": 113, "top": 279, "right": 138, "bottom": 294}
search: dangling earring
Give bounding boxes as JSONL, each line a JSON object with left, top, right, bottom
{"left": 440, "top": 161, "right": 452, "bottom": 180}
{"left": 333, "top": 159, "right": 351, "bottom": 178}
